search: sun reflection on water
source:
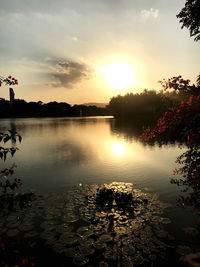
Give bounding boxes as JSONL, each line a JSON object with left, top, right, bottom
{"left": 112, "top": 141, "right": 125, "bottom": 157}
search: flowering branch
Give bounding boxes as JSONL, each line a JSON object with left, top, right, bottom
{"left": 0, "top": 75, "right": 18, "bottom": 87}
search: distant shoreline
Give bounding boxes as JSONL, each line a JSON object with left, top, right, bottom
{"left": 0, "top": 115, "right": 114, "bottom": 119}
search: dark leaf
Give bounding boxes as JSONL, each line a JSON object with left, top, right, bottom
{"left": 11, "top": 137, "right": 16, "bottom": 143}
{"left": 3, "top": 150, "right": 8, "bottom": 161}
{"left": 3, "top": 135, "right": 10, "bottom": 143}
{"left": 18, "top": 135, "right": 22, "bottom": 143}
{"left": 10, "top": 149, "right": 16, "bottom": 157}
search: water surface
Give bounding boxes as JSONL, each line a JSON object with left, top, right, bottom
{"left": 0, "top": 117, "right": 198, "bottom": 241}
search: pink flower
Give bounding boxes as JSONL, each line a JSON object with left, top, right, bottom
{"left": 22, "top": 258, "right": 29, "bottom": 265}
{"left": 0, "top": 242, "right": 5, "bottom": 249}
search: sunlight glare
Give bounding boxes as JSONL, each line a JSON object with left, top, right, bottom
{"left": 112, "top": 141, "right": 125, "bottom": 157}
{"left": 100, "top": 63, "right": 135, "bottom": 89}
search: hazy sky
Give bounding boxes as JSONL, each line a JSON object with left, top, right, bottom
{"left": 0, "top": 0, "right": 199, "bottom": 104}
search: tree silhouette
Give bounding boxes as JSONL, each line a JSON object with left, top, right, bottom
{"left": 197, "top": 73, "right": 200, "bottom": 87}
{"left": 177, "top": 0, "right": 200, "bottom": 41}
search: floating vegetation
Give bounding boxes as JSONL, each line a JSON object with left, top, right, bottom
{"left": 0, "top": 182, "right": 191, "bottom": 266}
{"left": 176, "top": 245, "right": 193, "bottom": 255}
{"left": 6, "top": 229, "right": 19, "bottom": 237}
{"left": 182, "top": 227, "right": 199, "bottom": 236}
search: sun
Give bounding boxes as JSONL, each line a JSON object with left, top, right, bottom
{"left": 100, "top": 63, "right": 135, "bottom": 89}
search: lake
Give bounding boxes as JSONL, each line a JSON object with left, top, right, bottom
{"left": 0, "top": 116, "right": 199, "bottom": 266}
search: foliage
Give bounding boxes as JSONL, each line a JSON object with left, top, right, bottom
{"left": 0, "top": 131, "right": 21, "bottom": 160}
{"left": 0, "top": 75, "right": 35, "bottom": 214}
{"left": 0, "top": 75, "right": 18, "bottom": 86}
{"left": 108, "top": 88, "right": 188, "bottom": 128}
{"left": 197, "top": 73, "right": 200, "bottom": 87}
{"left": 159, "top": 75, "right": 199, "bottom": 95}
{"left": 140, "top": 75, "right": 200, "bottom": 219}
{"left": 177, "top": 0, "right": 200, "bottom": 41}
{"left": 0, "top": 130, "right": 24, "bottom": 203}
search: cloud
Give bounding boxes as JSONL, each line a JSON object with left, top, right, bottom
{"left": 140, "top": 8, "right": 159, "bottom": 20}
{"left": 49, "top": 60, "right": 94, "bottom": 88}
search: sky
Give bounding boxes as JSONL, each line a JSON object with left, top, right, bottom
{"left": 0, "top": 0, "right": 199, "bottom": 104}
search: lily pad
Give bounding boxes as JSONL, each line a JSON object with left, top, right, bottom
{"left": 7, "top": 229, "right": 19, "bottom": 237}
{"left": 149, "top": 254, "right": 157, "bottom": 261}
{"left": 99, "top": 261, "right": 108, "bottom": 267}
{"left": 99, "top": 234, "right": 113, "bottom": 243}
{"left": 133, "top": 254, "right": 144, "bottom": 265}
{"left": 77, "top": 226, "right": 94, "bottom": 238}
{"left": 176, "top": 245, "right": 192, "bottom": 255}
{"left": 122, "top": 245, "right": 135, "bottom": 255}
{"left": 64, "top": 247, "right": 78, "bottom": 258}
{"left": 63, "top": 213, "right": 79, "bottom": 223}
{"left": 19, "top": 224, "right": 34, "bottom": 232}
{"left": 7, "top": 221, "right": 21, "bottom": 228}
{"left": 79, "top": 238, "right": 94, "bottom": 247}
{"left": 24, "top": 231, "right": 38, "bottom": 238}
{"left": 59, "top": 233, "right": 78, "bottom": 246}
{"left": 159, "top": 217, "right": 171, "bottom": 224}
{"left": 56, "top": 224, "right": 73, "bottom": 233}
{"left": 53, "top": 241, "right": 66, "bottom": 254}
{"left": 104, "top": 248, "right": 113, "bottom": 260}
{"left": 93, "top": 240, "right": 106, "bottom": 250}
{"left": 183, "top": 227, "right": 199, "bottom": 236}
{"left": 73, "top": 254, "right": 89, "bottom": 266}
{"left": 40, "top": 230, "right": 57, "bottom": 240}
{"left": 79, "top": 246, "right": 95, "bottom": 256}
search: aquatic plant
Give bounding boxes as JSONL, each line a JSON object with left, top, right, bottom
{"left": 0, "top": 182, "right": 176, "bottom": 266}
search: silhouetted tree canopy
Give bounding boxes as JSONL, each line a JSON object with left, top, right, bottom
{"left": 0, "top": 98, "right": 110, "bottom": 118}
{"left": 108, "top": 89, "right": 185, "bottom": 127}
{"left": 177, "top": 0, "right": 200, "bottom": 41}
{"left": 197, "top": 73, "right": 200, "bottom": 87}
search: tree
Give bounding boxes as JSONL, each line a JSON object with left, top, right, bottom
{"left": 0, "top": 76, "right": 35, "bottom": 216}
{"left": 140, "top": 76, "right": 200, "bottom": 221}
{"left": 197, "top": 73, "right": 200, "bottom": 87}
{"left": 177, "top": 0, "right": 200, "bottom": 41}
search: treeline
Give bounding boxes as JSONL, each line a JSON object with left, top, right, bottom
{"left": 108, "top": 89, "right": 186, "bottom": 127}
{"left": 0, "top": 98, "right": 111, "bottom": 118}
{"left": 0, "top": 89, "right": 193, "bottom": 121}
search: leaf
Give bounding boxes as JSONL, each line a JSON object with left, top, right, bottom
{"left": 3, "top": 150, "right": 8, "bottom": 161}
{"left": 3, "top": 135, "right": 10, "bottom": 143}
{"left": 10, "top": 148, "right": 16, "bottom": 157}
{"left": 9, "top": 169, "right": 14, "bottom": 175}
{"left": 11, "top": 137, "right": 16, "bottom": 143}
{"left": 18, "top": 135, "right": 22, "bottom": 143}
